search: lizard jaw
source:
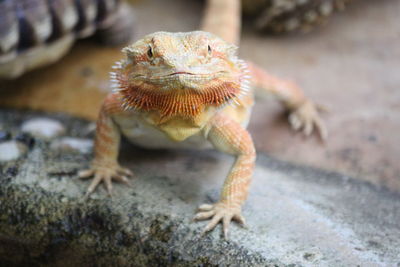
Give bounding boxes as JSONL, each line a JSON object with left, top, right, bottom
{"left": 109, "top": 59, "right": 250, "bottom": 118}
{"left": 113, "top": 68, "right": 242, "bottom": 118}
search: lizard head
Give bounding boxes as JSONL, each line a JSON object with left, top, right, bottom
{"left": 111, "top": 31, "right": 250, "bottom": 117}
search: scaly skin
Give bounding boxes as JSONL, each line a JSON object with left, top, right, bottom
{"left": 243, "top": 0, "right": 354, "bottom": 33}
{"left": 79, "top": 0, "right": 327, "bottom": 238}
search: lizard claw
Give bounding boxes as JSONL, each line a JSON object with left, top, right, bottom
{"left": 194, "top": 202, "right": 245, "bottom": 239}
{"left": 289, "top": 100, "right": 328, "bottom": 141}
{"left": 79, "top": 164, "right": 133, "bottom": 196}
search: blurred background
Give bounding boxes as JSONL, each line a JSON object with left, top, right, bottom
{"left": 0, "top": 0, "right": 399, "bottom": 192}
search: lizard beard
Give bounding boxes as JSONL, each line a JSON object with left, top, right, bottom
{"left": 115, "top": 71, "right": 242, "bottom": 118}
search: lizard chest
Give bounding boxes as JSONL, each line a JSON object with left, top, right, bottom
{"left": 113, "top": 113, "right": 212, "bottom": 150}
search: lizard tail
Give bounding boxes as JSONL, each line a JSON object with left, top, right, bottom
{"left": 200, "top": 0, "right": 241, "bottom": 46}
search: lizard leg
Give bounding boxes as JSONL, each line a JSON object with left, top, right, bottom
{"left": 201, "top": 0, "right": 241, "bottom": 45}
{"left": 194, "top": 113, "right": 256, "bottom": 239}
{"left": 79, "top": 94, "right": 133, "bottom": 196}
{"left": 246, "top": 61, "right": 328, "bottom": 140}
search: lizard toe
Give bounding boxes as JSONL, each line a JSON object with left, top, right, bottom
{"left": 118, "top": 167, "right": 133, "bottom": 177}
{"left": 81, "top": 164, "right": 133, "bottom": 197}
{"left": 78, "top": 169, "right": 95, "bottom": 179}
{"left": 193, "top": 210, "right": 215, "bottom": 221}
{"left": 115, "top": 175, "right": 132, "bottom": 187}
{"left": 196, "top": 202, "right": 245, "bottom": 239}
{"left": 197, "top": 203, "right": 214, "bottom": 211}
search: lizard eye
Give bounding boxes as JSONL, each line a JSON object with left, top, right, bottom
{"left": 207, "top": 45, "right": 212, "bottom": 54}
{"left": 147, "top": 46, "right": 153, "bottom": 58}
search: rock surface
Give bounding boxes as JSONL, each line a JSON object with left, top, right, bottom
{"left": 21, "top": 118, "right": 66, "bottom": 139}
{"left": 0, "top": 109, "right": 399, "bottom": 266}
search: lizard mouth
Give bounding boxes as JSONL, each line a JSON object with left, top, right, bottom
{"left": 164, "top": 70, "right": 229, "bottom": 78}
{"left": 131, "top": 71, "right": 229, "bottom": 83}
{"left": 168, "top": 71, "right": 194, "bottom": 76}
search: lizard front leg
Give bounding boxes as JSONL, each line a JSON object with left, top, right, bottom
{"left": 201, "top": 0, "right": 241, "bottom": 45}
{"left": 194, "top": 113, "right": 256, "bottom": 239}
{"left": 79, "top": 94, "right": 132, "bottom": 196}
{"left": 247, "top": 61, "right": 328, "bottom": 140}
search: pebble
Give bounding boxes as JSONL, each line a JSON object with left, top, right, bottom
{"left": 0, "top": 131, "right": 11, "bottom": 142}
{"left": 50, "top": 137, "right": 93, "bottom": 154}
{"left": 21, "top": 118, "right": 65, "bottom": 139}
{"left": 304, "top": 11, "right": 318, "bottom": 23}
{"left": 319, "top": 2, "right": 333, "bottom": 16}
{"left": 5, "top": 166, "right": 19, "bottom": 177}
{"left": 0, "top": 141, "right": 28, "bottom": 162}
{"left": 15, "top": 133, "right": 35, "bottom": 148}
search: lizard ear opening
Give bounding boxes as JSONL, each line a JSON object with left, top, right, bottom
{"left": 147, "top": 46, "right": 154, "bottom": 58}
{"left": 208, "top": 45, "right": 212, "bottom": 54}
{"left": 226, "top": 44, "right": 238, "bottom": 58}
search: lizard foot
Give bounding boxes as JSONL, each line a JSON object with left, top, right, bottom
{"left": 193, "top": 202, "right": 246, "bottom": 239}
{"left": 288, "top": 100, "right": 328, "bottom": 140}
{"left": 78, "top": 164, "right": 133, "bottom": 196}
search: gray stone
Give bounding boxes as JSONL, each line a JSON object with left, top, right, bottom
{"left": 0, "top": 141, "right": 27, "bottom": 162}
{"left": 50, "top": 137, "right": 93, "bottom": 154}
{"left": 21, "top": 118, "right": 65, "bottom": 139}
{"left": 0, "top": 109, "right": 399, "bottom": 266}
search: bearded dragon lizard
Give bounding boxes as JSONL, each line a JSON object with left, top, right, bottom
{"left": 79, "top": 0, "right": 327, "bottom": 238}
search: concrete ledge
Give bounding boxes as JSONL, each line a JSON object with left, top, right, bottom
{"left": 0, "top": 109, "right": 399, "bottom": 266}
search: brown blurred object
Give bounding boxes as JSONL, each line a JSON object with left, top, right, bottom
{"left": 0, "top": 42, "right": 122, "bottom": 120}
{"left": 242, "top": 0, "right": 354, "bottom": 33}
{"left": 0, "top": 0, "right": 136, "bottom": 79}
